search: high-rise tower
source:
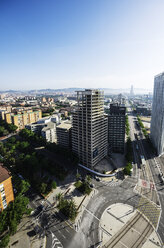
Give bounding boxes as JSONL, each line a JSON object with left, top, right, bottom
{"left": 130, "top": 85, "right": 134, "bottom": 96}
{"left": 108, "top": 103, "right": 126, "bottom": 154}
{"left": 150, "top": 72, "right": 164, "bottom": 155}
{"left": 72, "top": 89, "right": 108, "bottom": 168}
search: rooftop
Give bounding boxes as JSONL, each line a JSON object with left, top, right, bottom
{"left": 41, "top": 121, "right": 55, "bottom": 131}
{"left": 0, "top": 164, "right": 11, "bottom": 183}
{"left": 56, "top": 121, "right": 72, "bottom": 130}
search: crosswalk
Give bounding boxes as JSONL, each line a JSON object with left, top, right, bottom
{"left": 51, "top": 232, "right": 63, "bottom": 248}
{"left": 101, "top": 179, "right": 122, "bottom": 187}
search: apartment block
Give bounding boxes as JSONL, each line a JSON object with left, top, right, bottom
{"left": 3, "top": 110, "right": 42, "bottom": 130}
{"left": 108, "top": 103, "right": 126, "bottom": 153}
{"left": 41, "top": 121, "right": 57, "bottom": 143}
{"left": 72, "top": 89, "right": 108, "bottom": 168}
{"left": 56, "top": 121, "right": 72, "bottom": 149}
{"left": 0, "top": 164, "right": 14, "bottom": 211}
{"left": 151, "top": 72, "right": 164, "bottom": 155}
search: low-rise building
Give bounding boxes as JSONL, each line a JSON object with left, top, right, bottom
{"left": 0, "top": 164, "right": 14, "bottom": 211}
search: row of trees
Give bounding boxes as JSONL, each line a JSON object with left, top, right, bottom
{"left": 0, "top": 120, "right": 17, "bottom": 137}
{"left": 137, "top": 116, "right": 149, "bottom": 139}
{"left": 124, "top": 115, "right": 133, "bottom": 175}
{"left": 125, "top": 115, "right": 130, "bottom": 136}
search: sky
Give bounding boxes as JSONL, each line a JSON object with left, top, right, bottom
{"left": 1, "top": 0, "right": 164, "bottom": 91}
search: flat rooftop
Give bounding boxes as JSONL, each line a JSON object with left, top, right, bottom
{"left": 56, "top": 121, "right": 72, "bottom": 130}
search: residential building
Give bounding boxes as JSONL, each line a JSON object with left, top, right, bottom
{"left": 2, "top": 110, "right": 42, "bottom": 130}
{"left": 41, "top": 122, "right": 57, "bottom": 143}
{"left": 150, "top": 72, "right": 164, "bottom": 155}
{"left": 56, "top": 121, "right": 72, "bottom": 148}
{"left": 26, "top": 122, "right": 45, "bottom": 133}
{"left": 108, "top": 103, "right": 126, "bottom": 153}
{"left": 0, "top": 164, "right": 14, "bottom": 211}
{"left": 72, "top": 89, "right": 108, "bottom": 168}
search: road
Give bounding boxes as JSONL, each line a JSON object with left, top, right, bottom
{"left": 26, "top": 107, "right": 164, "bottom": 247}
{"left": 128, "top": 107, "right": 164, "bottom": 243}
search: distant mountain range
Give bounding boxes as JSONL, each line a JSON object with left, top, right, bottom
{"left": 0, "top": 87, "right": 153, "bottom": 95}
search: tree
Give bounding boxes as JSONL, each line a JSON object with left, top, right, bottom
{"left": 40, "top": 183, "right": 47, "bottom": 194}
{"left": 58, "top": 197, "right": 78, "bottom": 221}
{"left": 9, "top": 217, "right": 17, "bottom": 235}
{"left": 7, "top": 124, "right": 17, "bottom": 133}
{"left": 56, "top": 192, "right": 62, "bottom": 201}
{"left": 85, "top": 175, "right": 91, "bottom": 183}
{"left": 0, "top": 234, "right": 10, "bottom": 248}
{"left": 76, "top": 173, "right": 80, "bottom": 181}
{"left": 67, "top": 199, "right": 78, "bottom": 221}
{"left": 18, "top": 141, "right": 30, "bottom": 152}
{"left": 51, "top": 181, "right": 57, "bottom": 189}
{"left": 8, "top": 136, "right": 16, "bottom": 144}
{"left": 18, "top": 180, "right": 30, "bottom": 195}
{"left": 0, "top": 127, "right": 8, "bottom": 137}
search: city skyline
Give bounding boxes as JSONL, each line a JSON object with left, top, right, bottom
{"left": 1, "top": 0, "right": 164, "bottom": 90}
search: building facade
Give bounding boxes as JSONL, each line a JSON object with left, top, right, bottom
{"left": 41, "top": 122, "right": 57, "bottom": 143}
{"left": 0, "top": 164, "right": 14, "bottom": 211}
{"left": 108, "top": 103, "right": 126, "bottom": 153}
{"left": 56, "top": 121, "right": 72, "bottom": 149}
{"left": 72, "top": 89, "right": 108, "bottom": 168}
{"left": 2, "top": 110, "right": 42, "bottom": 130}
{"left": 150, "top": 72, "right": 164, "bottom": 155}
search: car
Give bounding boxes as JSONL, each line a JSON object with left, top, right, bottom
{"left": 90, "top": 183, "right": 94, "bottom": 188}
{"left": 95, "top": 176, "right": 100, "bottom": 181}
{"left": 34, "top": 225, "right": 42, "bottom": 234}
{"left": 37, "top": 205, "right": 44, "bottom": 211}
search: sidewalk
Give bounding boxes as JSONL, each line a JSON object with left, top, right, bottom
{"left": 8, "top": 216, "right": 46, "bottom": 248}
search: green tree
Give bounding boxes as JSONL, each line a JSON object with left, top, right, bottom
{"left": 18, "top": 180, "right": 30, "bottom": 195}
{"left": 58, "top": 197, "right": 78, "bottom": 221}
{"left": 85, "top": 175, "right": 91, "bottom": 183}
{"left": 40, "top": 183, "right": 47, "bottom": 194}
{"left": 8, "top": 136, "right": 16, "bottom": 144}
{"left": 7, "top": 124, "right": 17, "bottom": 133}
{"left": 76, "top": 173, "right": 81, "bottom": 181}
{"left": 0, "top": 234, "right": 10, "bottom": 248}
{"left": 9, "top": 217, "right": 17, "bottom": 235}
{"left": 56, "top": 192, "right": 62, "bottom": 201}
{"left": 51, "top": 181, "right": 57, "bottom": 189}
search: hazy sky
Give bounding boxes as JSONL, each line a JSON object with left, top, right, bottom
{"left": 0, "top": 0, "right": 164, "bottom": 91}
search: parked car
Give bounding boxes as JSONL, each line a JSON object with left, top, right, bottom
{"left": 90, "top": 183, "right": 94, "bottom": 188}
